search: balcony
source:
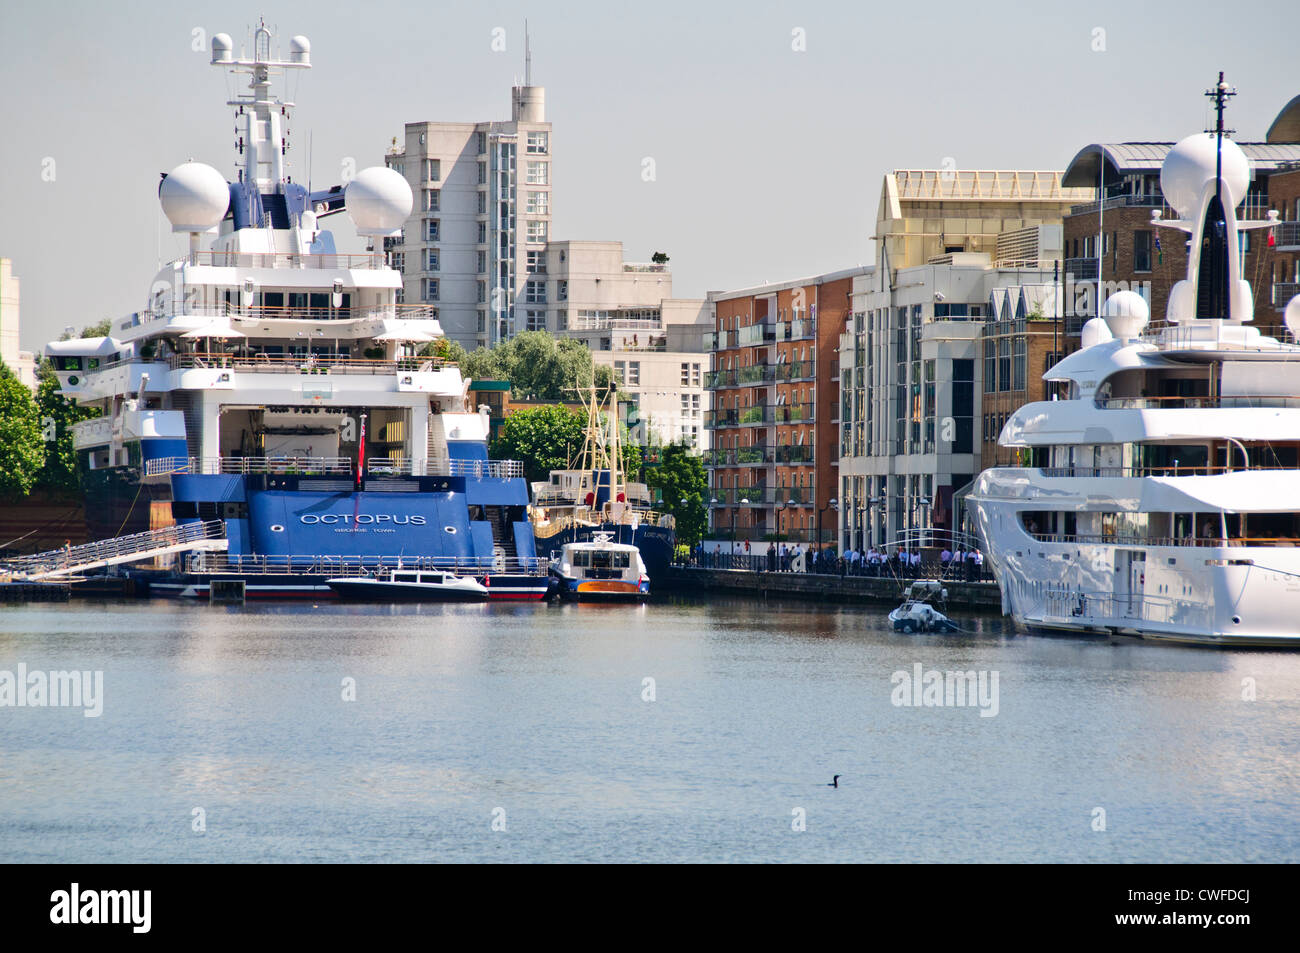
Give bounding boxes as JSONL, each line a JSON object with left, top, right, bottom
{"left": 704, "top": 403, "right": 814, "bottom": 429}
{"left": 774, "top": 444, "right": 814, "bottom": 464}
{"left": 1273, "top": 283, "right": 1300, "bottom": 309}
{"left": 776, "top": 360, "right": 816, "bottom": 382}
{"left": 705, "top": 364, "right": 780, "bottom": 390}
{"left": 183, "top": 251, "right": 387, "bottom": 270}
{"left": 775, "top": 319, "right": 814, "bottom": 341}
{"left": 709, "top": 486, "right": 812, "bottom": 505}
{"left": 704, "top": 445, "right": 772, "bottom": 466}
{"left": 1275, "top": 221, "right": 1300, "bottom": 251}
{"left": 737, "top": 322, "right": 775, "bottom": 346}
{"left": 1063, "top": 258, "right": 1098, "bottom": 281}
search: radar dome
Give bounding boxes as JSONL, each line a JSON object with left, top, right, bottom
{"left": 159, "top": 161, "right": 229, "bottom": 232}
{"left": 1285, "top": 295, "right": 1300, "bottom": 341}
{"left": 1101, "top": 290, "right": 1150, "bottom": 341}
{"left": 289, "top": 35, "right": 311, "bottom": 65}
{"left": 1160, "top": 133, "right": 1250, "bottom": 219}
{"left": 1080, "top": 317, "right": 1115, "bottom": 349}
{"left": 346, "top": 167, "right": 413, "bottom": 237}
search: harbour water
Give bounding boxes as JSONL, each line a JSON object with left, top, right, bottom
{"left": 1, "top": 597, "right": 1297, "bottom": 863}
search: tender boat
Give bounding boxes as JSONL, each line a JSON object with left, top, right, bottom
{"left": 550, "top": 533, "right": 649, "bottom": 601}
{"left": 888, "top": 580, "right": 960, "bottom": 633}
{"left": 327, "top": 568, "right": 488, "bottom": 602}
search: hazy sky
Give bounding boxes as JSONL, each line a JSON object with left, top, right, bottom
{"left": 2, "top": 0, "right": 1298, "bottom": 350}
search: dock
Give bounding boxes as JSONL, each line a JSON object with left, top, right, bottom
{"left": 661, "top": 565, "right": 1002, "bottom": 611}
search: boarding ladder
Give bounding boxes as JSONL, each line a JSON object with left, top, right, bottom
{"left": 3, "top": 520, "right": 228, "bottom": 580}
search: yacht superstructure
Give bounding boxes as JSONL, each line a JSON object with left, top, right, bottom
{"left": 971, "top": 77, "right": 1300, "bottom": 647}
{"left": 44, "top": 21, "right": 544, "bottom": 597}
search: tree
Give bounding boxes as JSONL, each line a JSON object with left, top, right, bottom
{"left": 34, "top": 359, "right": 99, "bottom": 495}
{"left": 0, "top": 360, "right": 45, "bottom": 500}
{"left": 650, "top": 251, "right": 670, "bottom": 264}
{"left": 490, "top": 404, "right": 586, "bottom": 483}
{"left": 418, "top": 337, "right": 468, "bottom": 365}
{"left": 60, "top": 318, "right": 112, "bottom": 341}
{"left": 644, "top": 442, "right": 707, "bottom": 546}
{"left": 428, "top": 331, "right": 612, "bottom": 401}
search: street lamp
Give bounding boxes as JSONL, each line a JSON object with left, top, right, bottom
{"left": 817, "top": 497, "right": 838, "bottom": 550}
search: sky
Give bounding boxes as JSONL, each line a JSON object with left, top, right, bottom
{"left": 2, "top": 0, "right": 1298, "bottom": 350}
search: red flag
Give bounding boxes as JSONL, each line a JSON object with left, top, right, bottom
{"left": 1269, "top": 231, "right": 1276, "bottom": 247}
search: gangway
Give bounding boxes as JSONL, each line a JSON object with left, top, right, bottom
{"left": 3, "top": 520, "right": 228, "bottom": 580}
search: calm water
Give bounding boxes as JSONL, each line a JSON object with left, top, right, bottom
{"left": 1, "top": 595, "right": 1297, "bottom": 863}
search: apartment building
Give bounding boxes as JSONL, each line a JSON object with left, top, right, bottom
{"left": 386, "top": 83, "right": 553, "bottom": 350}
{"left": 0, "top": 258, "right": 38, "bottom": 389}
{"left": 837, "top": 169, "right": 1093, "bottom": 551}
{"left": 705, "top": 267, "right": 867, "bottom": 545}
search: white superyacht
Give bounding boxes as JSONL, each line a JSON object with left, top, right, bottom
{"left": 971, "top": 80, "right": 1300, "bottom": 648}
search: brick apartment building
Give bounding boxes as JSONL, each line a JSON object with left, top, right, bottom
{"left": 705, "top": 268, "right": 868, "bottom": 545}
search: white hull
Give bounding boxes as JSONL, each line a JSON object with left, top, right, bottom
{"left": 972, "top": 476, "right": 1300, "bottom": 648}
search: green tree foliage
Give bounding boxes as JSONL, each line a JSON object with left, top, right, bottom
{"left": 490, "top": 404, "right": 586, "bottom": 483}
{"left": 60, "top": 318, "right": 112, "bottom": 341}
{"left": 650, "top": 251, "right": 669, "bottom": 264}
{"left": 644, "top": 442, "right": 707, "bottom": 546}
{"left": 34, "top": 359, "right": 99, "bottom": 494}
{"left": 0, "top": 360, "right": 45, "bottom": 500}
{"left": 435, "top": 330, "right": 613, "bottom": 401}
{"left": 418, "top": 337, "right": 469, "bottom": 365}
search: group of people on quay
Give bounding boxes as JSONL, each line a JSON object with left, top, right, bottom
{"left": 688, "top": 542, "right": 987, "bottom": 581}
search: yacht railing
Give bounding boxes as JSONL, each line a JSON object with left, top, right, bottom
{"left": 181, "top": 251, "right": 388, "bottom": 270}
{"left": 187, "top": 553, "right": 549, "bottom": 576}
{"left": 1029, "top": 531, "right": 1300, "bottom": 548}
{"left": 368, "top": 458, "right": 524, "bottom": 479}
{"left": 1042, "top": 587, "right": 1213, "bottom": 629}
{"left": 531, "top": 510, "right": 674, "bottom": 538}
{"left": 146, "top": 456, "right": 525, "bottom": 479}
{"left": 1039, "top": 464, "right": 1299, "bottom": 478}
{"left": 1096, "top": 394, "right": 1300, "bottom": 409}
{"left": 146, "top": 456, "right": 353, "bottom": 477}
{"left": 167, "top": 353, "right": 452, "bottom": 374}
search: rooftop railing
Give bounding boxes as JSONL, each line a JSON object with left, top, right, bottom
{"left": 166, "top": 353, "right": 452, "bottom": 375}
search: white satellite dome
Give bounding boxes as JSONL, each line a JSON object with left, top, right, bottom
{"left": 1080, "top": 317, "right": 1115, "bottom": 349}
{"left": 159, "top": 161, "right": 229, "bottom": 232}
{"left": 1101, "top": 290, "right": 1150, "bottom": 341}
{"left": 1285, "top": 296, "right": 1300, "bottom": 341}
{"left": 346, "top": 167, "right": 413, "bottom": 237}
{"left": 289, "top": 35, "right": 311, "bottom": 65}
{"left": 1160, "top": 133, "right": 1250, "bottom": 219}
{"left": 210, "top": 33, "right": 233, "bottom": 64}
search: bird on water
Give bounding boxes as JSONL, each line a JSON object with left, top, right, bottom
{"left": 827, "top": 775, "right": 840, "bottom": 788}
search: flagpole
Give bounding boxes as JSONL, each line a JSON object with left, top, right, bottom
{"left": 357, "top": 413, "right": 367, "bottom": 489}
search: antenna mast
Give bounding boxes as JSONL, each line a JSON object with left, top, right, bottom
{"left": 525, "top": 20, "right": 531, "bottom": 86}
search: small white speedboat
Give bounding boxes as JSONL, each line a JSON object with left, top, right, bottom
{"left": 326, "top": 568, "right": 489, "bottom": 602}
{"left": 888, "top": 580, "right": 960, "bottom": 633}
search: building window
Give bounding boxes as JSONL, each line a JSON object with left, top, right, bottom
{"left": 557, "top": 309, "right": 568, "bottom": 331}
{"left": 425, "top": 249, "right": 439, "bottom": 272}
{"left": 526, "top": 219, "right": 548, "bottom": 243}
{"left": 681, "top": 393, "right": 700, "bottom": 417}
{"left": 526, "top": 250, "right": 547, "bottom": 274}
{"left": 477, "top": 250, "right": 487, "bottom": 272}
{"left": 525, "top": 310, "right": 546, "bottom": 331}
{"left": 477, "top": 162, "right": 487, "bottom": 185}
{"left": 477, "top": 281, "right": 486, "bottom": 304}
{"left": 391, "top": 252, "right": 404, "bottom": 272}
{"left": 425, "top": 159, "right": 440, "bottom": 182}
{"left": 557, "top": 279, "right": 568, "bottom": 302}
{"left": 627, "top": 361, "right": 640, "bottom": 386}
{"left": 526, "top": 190, "right": 549, "bottom": 216}
{"left": 525, "top": 279, "right": 546, "bottom": 304}
{"left": 1133, "top": 230, "right": 1152, "bottom": 273}
{"left": 526, "top": 131, "right": 549, "bottom": 154}
{"left": 424, "top": 278, "right": 439, "bottom": 301}
{"left": 477, "top": 310, "right": 487, "bottom": 332}
{"left": 424, "top": 190, "right": 439, "bottom": 212}
{"left": 476, "top": 131, "right": 487, "bottom": 153}
{"left": 425, "top": 219, "right": 439, "bottom": 242}
{"left": 477, "top": 192, "right": 487, "bottom": 215}
{"left": 526, "top": 161, "right": 548, "bottom": 185}
{"left": 477, "top": 221, "right": 487, "bottom": 244}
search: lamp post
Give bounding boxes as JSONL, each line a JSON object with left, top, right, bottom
{"left": 817, "top": 497, "right": 838, "bottom": 550}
